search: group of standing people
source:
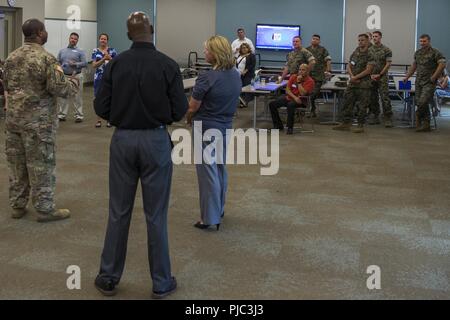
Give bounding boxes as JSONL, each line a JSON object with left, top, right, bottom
{"left": 55, "top": 31, "right": 117, "bottom": 128}
{"left": 93, "top": 13, "right": 241, "bottom": 297}
{"left": 253, "top": 28, "right": 447, "bottom": 134}
{"left": 3, "top": 14, "right": 242, "bottom": 299}
{"left": 333, "top": 32, "right": 446, "bottom": 133}
{"left": 2, "top": 15, "right": 448, "bottom": 300}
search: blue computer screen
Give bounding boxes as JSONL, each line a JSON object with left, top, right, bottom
{"left": 255, "top": 24, "right": 301, "bottom": 51}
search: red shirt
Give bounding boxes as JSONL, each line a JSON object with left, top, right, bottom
{"left": 286, "top": 74, "right": 315, "bottom": 104}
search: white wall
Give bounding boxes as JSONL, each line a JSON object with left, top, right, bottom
{"left": 0, "top": 0, "right": 46, "bottom": 51}
{"left": 0, "top": 0, "right": 45, "bottom": 23}
{"left": 344, "top": 0, "right": 417, "bottom": 66}
{"left": 44, "top": 0, "right": 98, "bottom": 82}
{"left": 44, "top": 20, "right": 97, "bottom": 58}
{"left": 156, "top": 0, "right": 216, "bottom": 65}
{"left": 45, "top": 0, "right": 97, "bottom": 21}
{"left": 44, "top": 0, "right": 98, "bottom": 58}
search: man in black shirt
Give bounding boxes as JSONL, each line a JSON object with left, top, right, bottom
{"left": 94, "top": 12, "right": 188, "bottom": 299}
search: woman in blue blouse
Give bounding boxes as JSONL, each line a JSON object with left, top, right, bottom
{"left": 186, "top": 36, "right": 242, "bottom": 231}
{"left": 92, "top": 33, "right": 117, "bottom": 128}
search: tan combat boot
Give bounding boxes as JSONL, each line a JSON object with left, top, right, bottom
{"left": 416, "top": 119, "right": 431, "bottom": 132}
{"left": 37, "top": 209, "right": 71, "bottom": 223}
{"left": 352, "top": 124, "right": 365, "bottom": 133}
{"left": 332, "top": 122, "right": 352, "bottom": 131}
{"left": 11, "top": 208, "right": 28, "bottom": 219}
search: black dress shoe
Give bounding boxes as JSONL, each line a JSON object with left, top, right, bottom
{"left": 194, "top": 221, "right": 220, "bottom": 231}
{"left": 286, "top": 128, "right": 294, "bottom": 135}
{"left": 152, "top": 277, "right": 177, "bottom": 299}
{"left": 95, "top": 275, "right": 117, "bottom": 296}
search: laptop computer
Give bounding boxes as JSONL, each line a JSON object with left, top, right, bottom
{"left": 253, "top": 80, "right": 287, "bottom": 91}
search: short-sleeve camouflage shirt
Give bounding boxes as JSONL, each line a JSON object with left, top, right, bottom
{"left": 286, "top": 48, "right": 315, "bottom": 74}
{"left": 414, "top": 46, "right": 446, "bottom": 85}
{"left": 306, "top": 45, "right": 332, "bottom": 81}
{"left": 348, "top": 47, "right": 376, "bottom": 89}
{"left": 369, "top": 43, "right": 393, "bottom": 75}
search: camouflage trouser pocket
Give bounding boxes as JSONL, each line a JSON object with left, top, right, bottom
{"left": 0, "top": 96, "right": 4, "bottom": 117}
{"left": 37, "top": 127, "right": 56, "bottom": 165}
{"left": 32, "top": 128, "right": 56, "bottom": 210}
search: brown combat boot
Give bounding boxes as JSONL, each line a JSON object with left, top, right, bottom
{"left": 416, "top": 119, "right": 431, "bottom": 132}
{"left": 368, "top": 115, "right": 381, "bottom": 125}
{"left": 384, "top": 117, "right": 393, "bottom": 128}
{"left": 37, "top": 209, "right": 71, "bottom": 223}
{"left": 352, "top": 124, "right": 365, "bottom": 133}
{"left": 11, "top": 208, "right": 28, "bottom": 219}
{"left": 415, "top": 115, "right": 422, "bottom": 129}
{"left": 332, "top": 122, "right": 352, "bottom": 131}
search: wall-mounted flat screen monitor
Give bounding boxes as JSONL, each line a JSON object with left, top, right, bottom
{"left": 255, "top": 24, "right": 301, "bottom": 51}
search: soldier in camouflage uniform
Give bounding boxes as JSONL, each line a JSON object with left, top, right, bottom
{"left": 279, "top": 36, "right": 315, "bottom": 82}
{"left": 307, "top": 34, "right": 332, "bottom": 117}
{"left": 368, "top": 31, "right": 394, "bottom": 127}
{"left": 0, "top": 61, "right": 4, "bottom": 119}
{"left": 365, "top": 31, "right": 381, "bottom": 123}
{"left": 404, "top": 34, "right": 446, "bottom": 132}
{"left": 3, "top": 19, "right": 78, "bottom": 222}
{"left": 333, "top": 34, "right": 375, "bottom": 133}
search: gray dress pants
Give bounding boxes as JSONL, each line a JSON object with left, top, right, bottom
{"left": 98, "top": 127, "right": 174, "bottom": 293}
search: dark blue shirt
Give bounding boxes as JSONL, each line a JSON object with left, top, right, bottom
{"left": 192, "top": 68, "right": 241, "bottom": 125}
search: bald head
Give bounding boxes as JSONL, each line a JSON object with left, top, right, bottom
{"left": 127, "top": 12, "right": 154, "bottom": 43}
{"left": 22, "top": 19, "right": 48, "bottom": 45}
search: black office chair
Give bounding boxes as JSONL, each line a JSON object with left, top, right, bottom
{"left": 280, "top": 96, "right": 315, "bottom": 133}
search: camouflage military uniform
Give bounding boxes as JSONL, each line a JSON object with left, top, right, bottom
{"left": 306, "top": 45, "right": 332, "bottom": 113}
{"left": 414, "top": 47, "right": 446, "bottom": 121}
{"left": 340, "top": 47, "right": 375, "bottom": 124}
{"left": 3, "top": 42, "right": 78, "bottom": 214}
{"left": 0, "top": 64, "right": 4, "bottom": 119}
{"left": 365, "top": 42, "right": 379, "bottom": 117}
{"left": 369, "top": 44, "right": 393, "bottom": 119}
{"left": 286, "top": 48, "right": 315, "bottom": 75}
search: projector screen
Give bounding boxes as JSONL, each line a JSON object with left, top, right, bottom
{"left": 255, "top": 24, "right": 301, "bottom": 51}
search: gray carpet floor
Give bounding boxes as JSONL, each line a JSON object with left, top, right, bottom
{"left": 0, "top": 87, "right": 449, "bottom": 300}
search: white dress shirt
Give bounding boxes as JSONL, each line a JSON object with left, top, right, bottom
{"left": 231, "top": 37, "right": 255, "bottom": 58}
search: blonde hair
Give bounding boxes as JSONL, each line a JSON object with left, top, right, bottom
{"left": 205, "top": 35, "right": 235, "bottom": 71}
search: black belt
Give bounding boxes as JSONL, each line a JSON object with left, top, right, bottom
{"left": 116, "top": 125, "right": 166, "bottom": 130}
{"left": 64, "top": 72, "right": 81, "bottom": 76}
